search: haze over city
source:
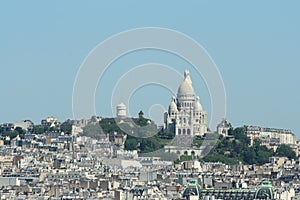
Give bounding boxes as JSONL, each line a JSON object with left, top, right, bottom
{"left": 2, "top": 1, "right": 300, "bottom": 200}
{"left": 1, "top": 1, "right": 300, "bottom": 136}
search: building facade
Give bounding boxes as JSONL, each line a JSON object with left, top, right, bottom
{"left": 164, "top": 70, "right": 207, "bottom": 136}
{"left": 217, "top": 119, "right": 231, "bottom": 137}
{"left": 246, "top": 126, "right": 296, "bottom": 148}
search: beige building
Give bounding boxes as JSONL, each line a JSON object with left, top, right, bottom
{"left": 0, "top": 156, "right": 14, "bottom": 168}
{"left": 41, "top": 117, "right": 58, "bottom": 127}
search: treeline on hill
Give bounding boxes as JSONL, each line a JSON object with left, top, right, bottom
{"left": 2, "top": 117, "right": 296, "bottom": 165}
{"left": 1, "top": 127, "right": 26, "bottom": 140}
{"left": 0, "top": 122, "right": 72, "bottom": 146}
{"left": 203, "top": 127, "right": 296, "bottom": 165}
{"left": 125, "top": 132, "right": 175, "bottom": 153}
{"left": 0, "top": 122, "right": 73, "bottom": 140}
{"left": 83, "top": 120, "right": 296, "bottom": 164}
{"left": 31, "top": 123, "right": 72, "bottom": 135}
{"left": 82, "top": 117, "right": 175, "bottom": 153}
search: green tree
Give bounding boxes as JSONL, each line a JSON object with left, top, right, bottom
{"left": 203, "top": 127, "right": 276, "bottom": 165}
{"left": 32, "top": 125, "right": 51, "bottom": 134}
{"left": 3, "top": 130, "right": 20, "bottom": 139}
{"left": 15, "top": 127, "right": 25, "bottom": 135}
{"left": 140, "top": 136, "right": 163, "bottom": 153}
{"left": 192, "top": 136, "right": 204, "bottom": 147}
{"left": 243, "top": 148, "right": 256, "bottom": 164}
{"left": 158, "top": 131, "right": 175, "bottom": 139}
{"left": 124, "top": 136, "right": 138, "bottom": 150}
{"left": 60, "top": 124, "right": 72, "bottom": 135}
{"left": 32, "top": 125, "right": 44, "bottom": 134}
{"left": 276, "top": 144, "right": 296, "bottom": 160}
{"left": 233, "top": 127, "right": 250, "bottom": 146}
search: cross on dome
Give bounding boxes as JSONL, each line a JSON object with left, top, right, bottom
{"left": 184, "top": 70, "right": 190, "bottom": 78}
{"left": 177, "top": 69, "right": 194, "bottom": 96}
{"left": 184, "top": 70, "right": 192, "bottom": 84}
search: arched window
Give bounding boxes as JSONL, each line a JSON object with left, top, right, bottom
{"left": 191, "top": 151, "right": 195, "bottom": 156}
{"left": 178, "top": 129, "right": 181, "bottom": 135}
{"left": 183, "top": 129, "right": 186, "bottom": 135}
{"left": 187, "top": 129, "right": 191, "bottom": 135}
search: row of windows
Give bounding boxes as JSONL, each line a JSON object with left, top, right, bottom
{"left": 178, "top": 129, "right": 191, "bottom": 135}
{"left": 195, "top": 119, "right": 205, "bottom": 123}
{"left": 178, "top": 102, "right": 194, "bottom": 108}
{"left": 170, "top": 112, "right": 205, "bottom": 118}
{"left": 176, "top": 118, "right": 205, "bottom": 124}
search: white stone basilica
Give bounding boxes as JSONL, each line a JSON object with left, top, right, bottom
{"left": 164, "top": 70, "right": 207, "bottom": 136}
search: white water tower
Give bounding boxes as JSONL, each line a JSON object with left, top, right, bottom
{"left": 116, "top": 102, "right": 127, "bottom": 119}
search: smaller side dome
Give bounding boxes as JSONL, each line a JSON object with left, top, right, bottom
{"left": 194, "top": 96, "right": 202, "bottom": 111}
{"left": 169, "top": 96, "right": 178, "bottom": 113}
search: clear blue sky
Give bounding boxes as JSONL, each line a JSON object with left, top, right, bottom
{"left": 1, "top": 1, "right": 300, "bottom": 137}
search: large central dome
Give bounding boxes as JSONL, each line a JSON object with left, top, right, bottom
{"left": 177, "top": 70, "right": 195, "bottom": 96}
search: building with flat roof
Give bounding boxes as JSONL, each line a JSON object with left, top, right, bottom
{"left": 246, "top": 125, "right": 296, "bottom": 148}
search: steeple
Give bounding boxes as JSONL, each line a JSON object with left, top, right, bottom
{"left": 184, "top": 70, "right": 192, "bottom": 84}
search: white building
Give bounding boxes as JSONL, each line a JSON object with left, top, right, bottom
{"left": 41, "top": 117, "right": 58, "bottom": 127}
{"left": 246, "top": 126, "right": 296, "bottom": 147}
{"left": 164, "top": 70, "right": 207, "bottom": 136}
{"left": 13, "top": 120, "right": 33, "bottom": 131}
{"left": 217, "top": 118, "right": 231, "bottom": 137}
{"left": 116, "top": 102, "right": 127, "bottom": 119}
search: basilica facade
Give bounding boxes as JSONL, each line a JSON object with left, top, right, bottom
{"left": 164, "top": 70, "right": 207, "bottom": 136}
